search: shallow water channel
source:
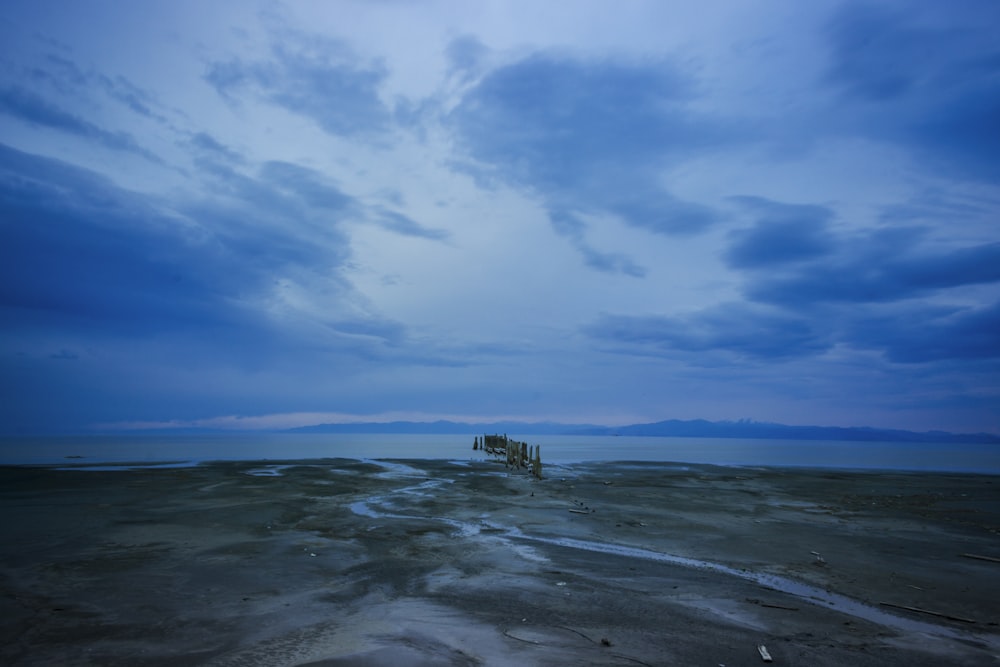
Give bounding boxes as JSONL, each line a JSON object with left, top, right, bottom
{"left": 346, "top": 463, "right": 998, "bottom": 652}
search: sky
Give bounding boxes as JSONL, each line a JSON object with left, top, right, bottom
{"left": 1, "top": 0, "right": 999, "bottom": 436}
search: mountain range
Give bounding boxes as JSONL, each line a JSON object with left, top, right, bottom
{"left": 288, "top": 418, "right": 1000, "bottom": 444}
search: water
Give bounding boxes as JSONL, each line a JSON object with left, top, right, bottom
{"left": 345, "top": 460, "right": 995, "bottom": 648}
{"left": 1, "top": 432, "right": 998, "bottom": 473}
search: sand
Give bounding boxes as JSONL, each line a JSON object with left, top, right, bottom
{"left": 1, "top": 458, "right": 998, "bottom": 666}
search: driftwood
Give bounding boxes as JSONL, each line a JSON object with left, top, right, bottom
{"left": 746, "top": 597, "right": 798, "bottom": 611}
{"left": 962, "top": 553, "right": 1000, "bottom": 564}
{"left": 568, "top": 509, "right": 589, "bottom": 515}
{"left": 757, "top": 644, "right": 773, "bottom": 662}
{"left": 879, "top": 601, "right": 977, "bottom": 624}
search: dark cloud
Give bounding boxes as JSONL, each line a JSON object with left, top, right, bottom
{"left": 0, "top": 142, "right": 451, "bottom": 380}
{"left": 725, "top": 197, "right": 836, "bottom": 269}
{"left": 190, "top": 132, "right": 243, "bottom": 164}
{"left": 826, "top": 4, "right": 930, "bottom": 101}
{"left": 847, "top": 302, "right": 1000, "bottom": 363}
{"left": 450, "top": 53, "right": 724, "bottom": 272}
{"left": 824, "top": 2, "right": 1000, "bottom": 180}
{"left": 0, "top": 142, "right": 476, "bottom": 431}
{"left": 0, "top": 144, "right": 275, "bottom": 335}
{"left": 259, "top": 160, "right": 356, "bottom": 213}
{"left": 585, "top": 305, "right": 830, "bottom": 362}
{"left": 579, "top": 247, "right": 647, "bottom": 278}
{"left": 205, "top": 40, "right": 391, "bottom": 138}
{"left": 716, "top": 194, "right": 1000, "bottom": 365}
{"left": 96, "top": 73, "right": 160, "bottom": 119}
{"left": 19, "top": 51, "right": 168, "bottom": 124}
{"left": 0, "top": 85, "right": 160, "bottom": 161}
{"left": 746, "top": 239, "right": 1000, "bottom": 306}
{"left": 453, "top": 54, "right": 696, "bottom": 174}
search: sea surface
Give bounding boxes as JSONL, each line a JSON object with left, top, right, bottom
{"left": 1, "top": 433, "right": 998, "bottom": 473}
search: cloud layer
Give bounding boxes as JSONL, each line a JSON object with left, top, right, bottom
{"left": 0, "top": 0, "right": 998, "bottom": 435}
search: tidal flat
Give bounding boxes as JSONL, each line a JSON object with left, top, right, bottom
{"left": 1, "top": 459, "right": 998, "bottom": 666}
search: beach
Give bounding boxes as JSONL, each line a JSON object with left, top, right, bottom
{"left": 1, "top": 458, "right": 998, "bottom": 665}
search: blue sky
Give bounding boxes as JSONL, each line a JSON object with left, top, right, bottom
{"left": 1, "top": 0, "right": 998, "bottom": 435}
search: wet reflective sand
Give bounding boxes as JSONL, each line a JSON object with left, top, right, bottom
{"left": 1, "top": 459, "right": 998, "bottom": 665}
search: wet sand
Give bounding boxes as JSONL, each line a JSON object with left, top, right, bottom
{"left": 1, "top": 458, "right": 998, "bottom": 666}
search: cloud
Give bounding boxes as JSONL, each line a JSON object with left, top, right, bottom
{"left": 18, "top": 50, "right": 170, "bottom": 126}
{"left": 452, "top": 54, "right": 696, "bottom": 174}
{"left": 824, "top": 2, "right": 1000, "bottom": 180}
{"left": 449, "top": 52, "right": 725, "bottom": 273}
{"left": 847, "top": 301, "right": 1000, "bottom": 363}
{"left": 722, "top": 198, "right": 999, "bottom": 307}
{"left": 373, "top": 209, "right": 449, "bottom": 240}
{"left": 0, "top": 85, "right": 160, "bottom": 161}
{"left": 190, "top": 132, "right": 243, "bottom": 164}
{"left": 725, "top": 197, "right": 836, "bottom": 269}
{"left": 585, "top": 304, "right": 831, "bottom": 362}
{"left": 205, "top": 39, "right": 391, "bottom": 138}
{"left": 253, "top": 161, "right": 449, "bottom": 241}
{"left": 825, "top": 3, "right": 929, "bottom": 102}
{"left": 0, "top": 142, "right": 456, "bottom": 370}
{"left": 258, "top": 160, "right": 356, "bottom": 213}
{"left": 0, "top": 143, "right": 273, "bottom": 335}
{"left": 445, "top": 35, "right": 488, "bottom": 79}
{"left": 716, "top": 194, "right": 1000, "bottom": 365}
{"left": 745, "top": 237, "right": 1000, "bottom": 307}
{"left": 549, "top": 209, "right": 645, "bottom": 277}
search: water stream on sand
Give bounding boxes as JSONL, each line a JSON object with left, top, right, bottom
{"left": 347, "top": 462, "right": 998, "bottom": 652}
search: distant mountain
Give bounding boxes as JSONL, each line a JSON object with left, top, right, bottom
{"left": 570, "top": 419, "right": 1000, "bottom": 444}
{"left": 288, "top": 418, "right": 1000, "bottom": 444}
{"left": 288, "top": 420, "right": 596, "bottom": 436}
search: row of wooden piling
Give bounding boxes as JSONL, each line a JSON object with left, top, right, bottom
{"left": 473, "top": 434, "right": 542, "bottom": 479}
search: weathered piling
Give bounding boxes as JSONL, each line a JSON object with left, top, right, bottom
{"left": 477, "top": 433, "right": 542, "bottom": 479}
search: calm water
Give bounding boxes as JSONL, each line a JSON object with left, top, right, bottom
{"left": 1, "top": 433, "right": 998, "bottom": 473}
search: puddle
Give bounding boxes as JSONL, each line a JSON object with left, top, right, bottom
{"left": 362, "top": 460, "right": 426, "bottom": 478}
{"left": 245, "top": 465, "right": 297, "bottom": 477}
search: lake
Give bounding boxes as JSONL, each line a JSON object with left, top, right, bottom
{"left": 1, "top": 433, "right": 998, "bottom": 473}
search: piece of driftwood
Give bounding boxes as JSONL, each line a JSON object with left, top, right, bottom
{"left": 962, "top": 553, "right": 1000, "bottom": 564}
{"left": 746, "top": 597, "right": 799, "bottom": 611}
{"left": 757, "top": 644, "right": 773, "bottom": 662}
{"left": 503, "top": 629, "right": 540, "bottom": 645}
{"left": 879, "top": 602, "right": 977, "bottom": 624}
{"left": 568, "top": 509, "right": 589, "bottom": 514}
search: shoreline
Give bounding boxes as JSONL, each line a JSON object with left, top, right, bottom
{"left": 2, "top": 459, "right": 998, "bottom": 665}
{"left": 3, "top": 432, "right": 999, "bottom": 473}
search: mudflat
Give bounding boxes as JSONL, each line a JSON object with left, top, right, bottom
{"left": 1, "top": 458, "right": 998, "bottom": 666}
